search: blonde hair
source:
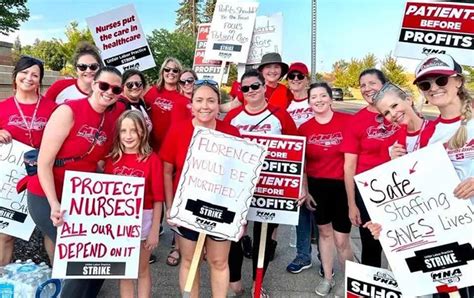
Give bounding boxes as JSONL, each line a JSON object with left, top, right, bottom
{"left": 449, "top": 76, "right": 472, "bottom": 149}
{"left": 109, "top": 110, "right": 152, "bottom": 162}
{"left": 156, "top": 57, "right": 183, "bottom": 92}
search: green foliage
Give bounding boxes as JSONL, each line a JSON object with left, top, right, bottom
{"left": 12, "top": 35, "right": 21, "bottom": 63}
{"left": 22, "top": 39, "right": 66, "bottom": 71}
{"left": 381, "top": 53, "right": 409, "bottom": 88}
{"left": 145, "top": 28, "right": 195, "bottom": 83}
{"left": 0, "top": 0, "right": 30, "bottom": 35}
{"left": 201, "top": 0, "right": 216, "bottom": 23}
{"left": 175, "top": 0, "right": 201, "bottom": 36}
{"left": 331, "top": 54, "right": 377, "bottom": 96}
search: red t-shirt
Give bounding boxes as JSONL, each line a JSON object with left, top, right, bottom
{"left": 144, "top": 86, "right": 191, "bottom": 150}
{"left": 382, "top": 120, "right": 436, "bottom": 158}
{"left": 28, "top": 98, "right": 125, "bottom": 200}
{"left": 224, "top": 104, "right": 298, "bottom": 136}
{"left": 229, "top": 81, "right": 244, "bottom": 103}
{"left": 159, "top": 119, "right": 240, "bottom": 192}
{"left": 232, "top": 82, "right": 293, "bottom": 109}
{"left": 45, "top": 79, "right": 89, "bottom": 104}
{"left": 340, "top": 107, "right": 398, "bottom": 174}
{"left": 0, "top": 96, "right": 56, "bottom": 148}
{"left": 298, "top": 112, "right": 351, "bottom": 180}
{"left": 104, "top": 152, "right": 164, "bottom": 209}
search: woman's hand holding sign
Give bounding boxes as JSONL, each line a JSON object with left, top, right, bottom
{"left": 0, "top": 129, "right": 12, "bottom": 144}
{"left": 453, "top": 177, "right": 474, "bottom": 200}
{"left": 389, "top": 142, "right": 407, "bottom": 159}
{"left": 50, "top": 201, "right": 66, "bottom": 227}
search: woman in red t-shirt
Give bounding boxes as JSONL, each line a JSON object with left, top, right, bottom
{"left": 144, "top": 57, "right": 191, "bottom": 150}
{"left": 0, "top": 56, "right": 56, "bottom": 266}
{"left": 45, "top": 42, "right": 102, "bottom": 104}
{"left": 160, "top": 81, "right": 240, "bottom": 298}
{"left": 27, "top": 66, "right": 125, "bottom": 298}
{"left": 299, "top": 82, "right": 353, "bottom": 296}
{"left": 340, "top": 69, "right": 398, "bottom": 268}
{"left": 104, "top": 110, "right": 163, "bottom": 297}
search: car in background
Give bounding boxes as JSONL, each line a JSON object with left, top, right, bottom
{"left": 332, "top": 88, "right": 343, "bottom": 101}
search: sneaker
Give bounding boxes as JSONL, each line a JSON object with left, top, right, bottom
{"left": 315, "top": 278, "right": 335, "bottom": 296}
{"left": 149, "top": 254, "right": 157, "bottom": 264}
{"left": 159, "top": 225, "right": 164, "bottom": 236}
{"left": 334, "top": 283, "right": 345, "bottom": 298}
{"left": 286, "top": 258, "right": 312, "bottom": 274}
{"left": 319, "top": 265, "right": 335, "bottom": 277}
{"left": 241, "top": 235, "right": 252, "bottom": 259}
{"left": 268, "top": 240, "right": 277, "bottom": 261}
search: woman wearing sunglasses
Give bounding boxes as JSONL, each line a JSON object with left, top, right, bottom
{"left": 27, "top": 66, "right": 125, "bottom": 298}
{"left": 160, "top": 80, "right": 240, "bottom": 298}
{"left": 224, "top": 69, "right": 299, "bottom": 297}
{"left": 120, "top": 69, "right": 152, "bottom": 132}
{"left": 144, "top": 57, "right": 190, "bottom": 151}
{"left": 45, "top": 42, "right": 102, "bottom": 104}
{"left": 340, "top": 69, "right": 398, "bottom": 268}
{"left": 179, "top": 69, "right": 198, "bottom": 99}
{"left": 0, "top": 56, "right": 56, "bottom": 266}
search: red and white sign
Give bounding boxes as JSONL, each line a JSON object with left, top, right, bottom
{"left": 193, "top": 24, "right": 225, "bottom": 83}
{"left": 394, "top": 1, "right": 474, "bottom": 66}
{"left": 53, "top": 171, "right": 145, "bottom": 279}
{"left": 242, "top": 133, "right": 306, "bottom": 225}
{"left": 86, "top": 4, "right": 156, "bottom": 72}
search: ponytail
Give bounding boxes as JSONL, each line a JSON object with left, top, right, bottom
{"left": 448, "top": 79, "right": 472, "bottom": 149}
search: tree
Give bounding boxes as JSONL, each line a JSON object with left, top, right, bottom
{"left": 145, "top": 29, "right": 195, "bottom": 82}
{"left": 12, "top": 35, "right": 21, "bottom": 63}
{"left": 0, "top": 0, "right": 29, "bottom": 35}
{"left": 381, "top": 53, "right": 409, "bottom": 88}
{"left": 22, "top": 40, "right": 66, "bottom": 71}
{"left": 201, "top": 0, "right": 216, "bottom": 23}
{"left": 176, "top": 0, "right": 201, "bottom": 36}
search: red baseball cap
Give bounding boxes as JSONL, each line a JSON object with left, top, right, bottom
{"left": 287, "top": 62, "right": 309, "bottom": 76}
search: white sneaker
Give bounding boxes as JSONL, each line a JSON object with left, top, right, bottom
{"left": 315, "top": 278, "right": 335, "bottom": 296}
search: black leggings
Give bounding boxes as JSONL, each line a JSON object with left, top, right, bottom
{"left": 356, "top": 188, "right": 382, "bottom": 267}
{"left": 252, "top": 222, "right": 278, "bottom": 281}
{"left": 228, "top": 239, "right": 243, "bottom": 282}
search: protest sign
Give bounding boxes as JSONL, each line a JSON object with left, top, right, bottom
{"left": 345, "top": 261, "right": 402, "bottom": 298}
{"left": 193, "top": 23, "right": 225, "bottom": 83}
{"left": 0, "top": 141, "right": 35, "bottom": 241}
{"left": 204, "top": 1, "right": 259, "bottom": 63}
{"left": 168, "top": 127, "right": 266, "bottom": 241}
{"left": 86, "top": 4, "right": 156, "bottom": 72}
{"left": 246, "top": 13, "right": 283, "bottom": 65}
{"left": 242, "top": 133, "right": 306, "bottom": 225}
{"left": 355, "top": 143, "right": 473, "bottom": 296}
{"left": 394, "top": 1, "right": 474, "bottom": 66}
{"left": 53, "top": 171, "right": 145, "bottom": 279}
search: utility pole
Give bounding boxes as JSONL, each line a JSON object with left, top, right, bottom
{"left": 311, "top": 0, "right": 317, "bottom": 82}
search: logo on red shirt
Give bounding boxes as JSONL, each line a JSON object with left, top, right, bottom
{"left": 113, "top": 166, "right": 144, "bottom": 177}
{"left": 308, "top": 132, "right": 343, "bottom": 147}
{"left": 366, "top": 125, "right": 396, "bottom": 140}
{"left": 288, "top": 107, "right": 313, "bottom": 121}
{"left": 153, "top": 97, "right": 173, "bottom": 111}
{"left": 235, "top": 124, "right": 272, "bottom": 132}
{"left": 8, "top": 115, "right": 48, "bottom": 130}
{"left": 77, "top": 125, "right": 107, "bottom": 145}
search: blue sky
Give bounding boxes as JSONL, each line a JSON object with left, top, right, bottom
{"left": 2, "top": 0, "right": 420, "bottom": 72}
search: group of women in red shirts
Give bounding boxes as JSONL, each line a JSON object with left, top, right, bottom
{"left": 0, "top": 41, "right": 472, "bottom": 298}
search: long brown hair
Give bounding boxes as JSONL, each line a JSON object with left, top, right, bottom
{"left": 156, "top": 57, "right": 183, "bottom": 92}
{"left": 109, "top": 110, "right": 152, "bottom": 162}
{"left": 449, "top": 76, "right": 473, "bottom": 149}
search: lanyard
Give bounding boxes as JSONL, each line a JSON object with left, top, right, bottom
{"left": 411, "top": 120, "right": 428, "bottom": 152}
{"left": 13, "top": 95, "right": 41, "bottom": 147}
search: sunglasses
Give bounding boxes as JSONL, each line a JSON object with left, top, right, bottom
{"left": 163, "top": 67, "right": 179, "bottom": 74}
{"left": 416, "top": 75, "right": 455, "bottom": 92}
{"left": 372, "top": 82, "right": 407, "bottom": 103}
{"left": 287, "top": 73, "right": 305, "bottom": 80}
{"left": 195, "top": 79, "right": 219, "bottom": 87}
{"left": 97, "top": 81, "right": 123, "bottom": 95}
{"left": 125, "top": 81, "right": 143, "bottom": 89}
{"left": 179, "top": 77, "right": 195, "bottom": 85}
{"left": 241, "top": 82, "right": 262, "bottom": 93}
{"left": 76, "top": 63, "right": 100, "bottom": 72}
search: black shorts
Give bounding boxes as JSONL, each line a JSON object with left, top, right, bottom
{"left": 174, "top": 226, "right": 226, "bottom": 242}
{"left": 308, "top": 177, "right": 351, "bottom": 233}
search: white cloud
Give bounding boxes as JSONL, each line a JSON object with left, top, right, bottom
{"left": 1, "top": 28, "right": 65, "bottom": 45}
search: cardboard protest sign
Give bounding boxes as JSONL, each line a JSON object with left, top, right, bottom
{"left": 242, "top": 133, "right": 306, "bottom": 225}
{"left": 86, "top": 4, "right": 156, "bottom": 72}
{"left": 355, "top": 143, "right": 473, "bottom": 296}
{"left": 205, "top": 1, "right": 259, "bottom": 63}
{"left": 394, "top": 1, "right": 474, "bottom": 66}
{"left": 0, "top": 141, "right": 35, "bottom": 241}
{"left": 193, "top": 23, "right": 225, "bottom": 83}
{"left": 246, "top": 13, "right": 283, "bottom": 65}
{"left": 168, "top": 127, "right": 266, "bottom": 241}
{"left": 345, "top": 261, "right": 402, "bottom": 298}
{"left": 53, "top": 171, "right": 145, "bottom": 279}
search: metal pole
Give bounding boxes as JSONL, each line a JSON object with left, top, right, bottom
{"left": 311, "top": 0, "right": 317, "bottom": 82}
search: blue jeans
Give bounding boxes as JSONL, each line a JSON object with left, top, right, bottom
{"left": 295, "top": 205, "right": 318, "bottom": 263}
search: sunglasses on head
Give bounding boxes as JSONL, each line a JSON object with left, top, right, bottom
{"left": 163, "top": 67, "right": 179, "bottom": 74}
{"left": 97, "top": 81, "right": 123, "bottom": 95}
{"left": 241, "top": 82, "right": 262, "bottom": 93}
{"left": 76, "top": 63, "right": 100, "bottom": 71}
{"left": 179, "top": 77, "right": 195, "bottom": 85}
{"left": 416, "top": 75, "right": 456, "bottom": 92}
{"left": 195, "top": 79, "right": 219, "bottom": 87}
{"left": 125, "top": 81, "right": 143, "bottom": 89}
{"left": 287, "top": 73, "right": 305, "bottom": 80}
